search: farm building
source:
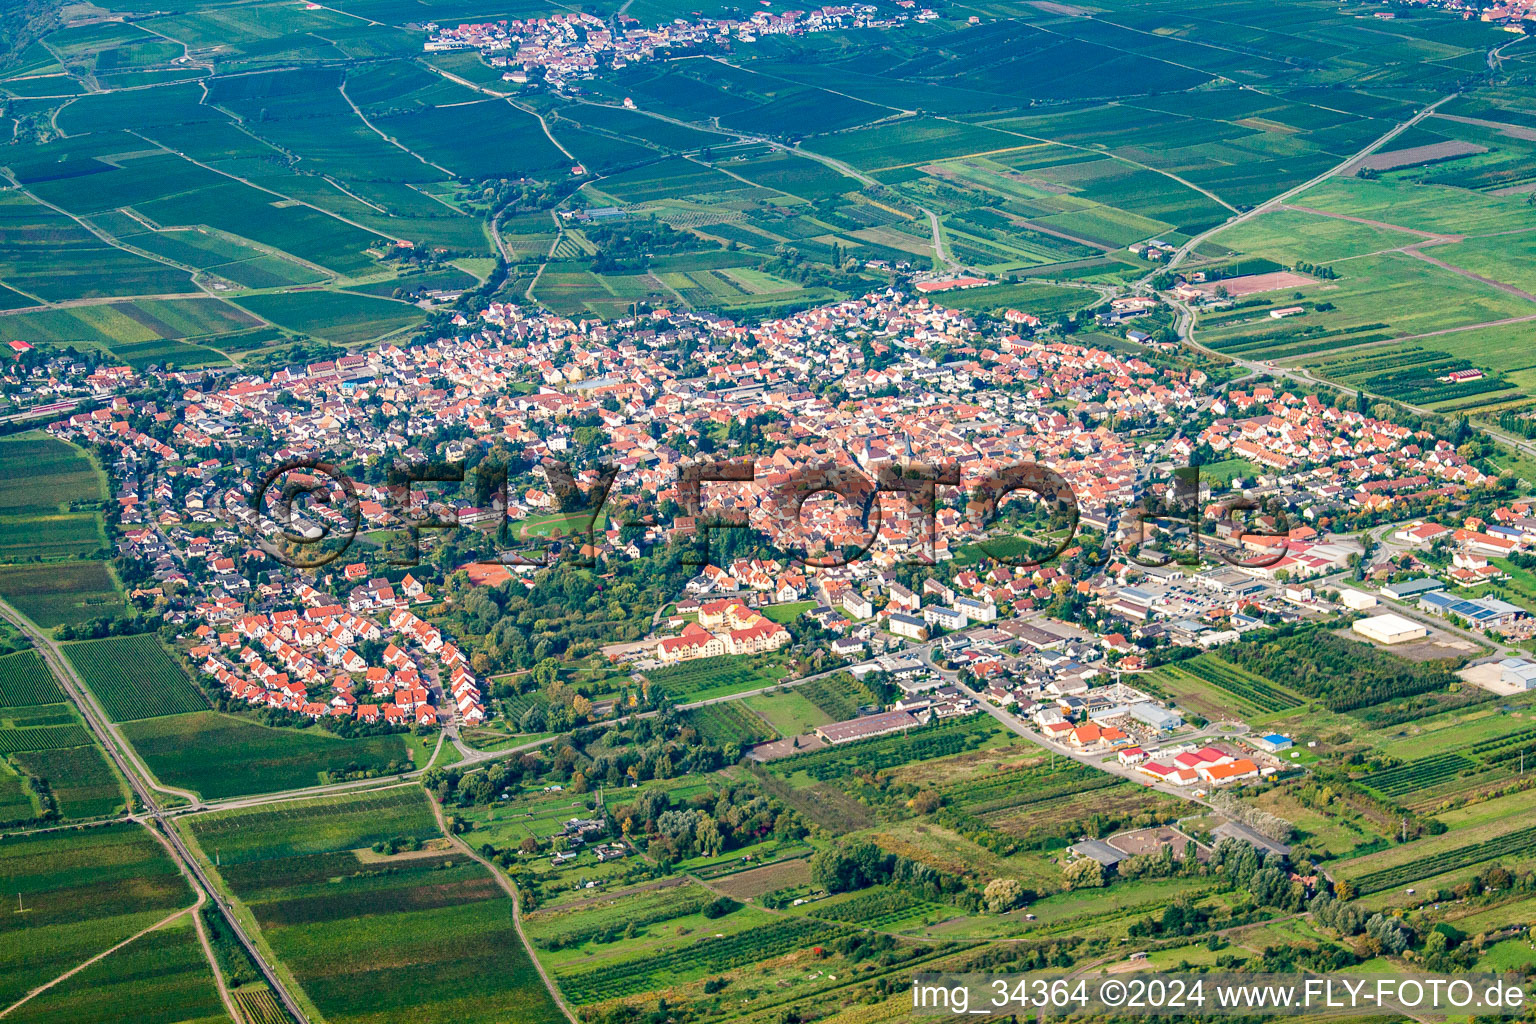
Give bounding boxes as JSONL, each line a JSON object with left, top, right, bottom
{"left": 1352, "top": 613, "right": 1429, "bottom": 645}
{"left": 1252, "top": 733, "right": 1293, "bottom": 753}
{"left": 1068, "top": 839, "right": 1125, "bottom": 868}
{"left": 815, "top": 710, "right": 918, "bottom": 744}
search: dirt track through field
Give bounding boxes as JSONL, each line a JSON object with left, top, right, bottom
{"left": 0, "top": 907, "right": 195, "bottom": 1019}
{"left": 1279, "top": 204, "right": 1462, "bottom": 243}
{"left": 1402, "top": 247, "right": 1536, "bottom": 303}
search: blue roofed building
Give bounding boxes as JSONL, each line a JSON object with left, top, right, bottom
{"left": 1417, "top": 592, "right": 1524, "bottom": 631}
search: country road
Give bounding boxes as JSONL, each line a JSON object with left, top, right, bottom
{"left": 1150, "top": 70, "right": 1536, "bottom": 476}
{"left": 1145, "top": 91, "right": 1461, "bottom": 288}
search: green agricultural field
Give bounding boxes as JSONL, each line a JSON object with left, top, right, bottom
{"left": 643, "top": 654, "right": 790, "bottom": 703}
{"left": 372, "top": 99, "right": 571, "bottom": 179}
{"left": 0, "top": 723, "right": 94, "bottom": 753}
{"left": 774, "top": 716, "right": 1006, "bottom": 785}
{"left": 0, "top": 756, "right": 35, "bottom": 822}
{"left": 4, "top": 704, "right": 76, "bottom": 726}
{"left": 130, "top": 181, "right": 382, "bottom": 279}
{"left": 231, "top": 290, "right": 422, "bottom": 344}
{"left": 184, "top": 788, "right": 564, "bottom": 1024}
{"left": 1211, "top": 207, "right": 1426, "bottom": 266}
{"left": 551, "top": 903, "right": 837, "bottom": 1004}
{"left": 1295, "top": 177, "right": 1536, "bottom": 237}
{"left": 120, "top": 710, "right": 413, "bottom": 800}
{"left": 0, "top": 302, "right": 259, "bottom": 368}
{"left": 0, "top": 433, "right": 103, "bottom": 515}
{"left": 1198, "top": 251, "right": 1531, "bottom": 367}
{"left": 0, "top": 432, "right": 107, "bottom": 561}
{"left": 11, "top": 913, "right": 233, "bottom": 1024}
{"left": 0, "top": 649, "right": 123, "bottom": 819}
{"left": 936, "top": 280, "right": 1095, "bottom": 318}
{"left": 1147, "top": 653, "right": 1304, "bottom": 722}
{"left": 1359, "top": 752, "right": 1484, "bottom": 799}
{"left": 589, "top": 157, "right": 746, "bottom": 204}
{"left": 807, "top": 117, "right": 1031, "bottom": 171}
{"left": 1336, "top": 816, "right": 1536, "bottom": 895}
{"left": 0, "top": 561, "right": 124, "bottom": 628}
{"left": 63, "top": 634, "right": 209, "bottom": 722}
{"left": 680, "top": 702, "right": 776, "bottom": 746}
{"left": 0, "top": 822, "right": 194, "bottom": 1008}
{"left": 0, "top": 190, "right": 195, "bottom": 302}
{"left": 0, "top": 650, "right": 63, "bottom": 706}
{"left": 112, "top": 225, "right": 328, "bottom": 289}
{"left": 521, "top": 880, "right": 716, "bottom": 953}
{"left": 11, "top": 743, "right": 126, "bottom": 818}
{"left": 0, "top": 513, "right": 104, "bottom": 562}
{"left": 559, "top": 102, "right": 724, "bottom": 152}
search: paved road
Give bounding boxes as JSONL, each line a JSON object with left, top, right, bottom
{"left": 910, "top": 638, "right": 1221, "bottom": 810}
{"left": 0, "top": 597, "right": 313, "bottom": 1024}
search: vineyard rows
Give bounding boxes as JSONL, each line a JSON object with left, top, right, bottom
{"left": 231, "top": 988, "right": 288, "bottom": 1024}
{"left": 1469, "top": 726, "right": 1536, "bottom": 763}
{"left": 684, "top": 703, "right": 776, "bottom": 746}
{"left": 0, "top": 724, "right": 92, "bottom": 754}
{"left": 1183, "top": 657, "right": 1301, "bottom": 713}
{"left": 1352, "top": 823, "right": 1536, "bottom": 894}
{"left": 1361, "top": 753, "right": 1480, "bottom": 798}
{"left": 63, "top": 635, "right": 208, "bottom": 722}
{"left": 557, "top": 917, "right": 834, "bottom": 1003}
{"left": 0, "top": 651, "right": 63, "bottom": 707}
{"left": 809, "top": 888, "right": 942, "bottom": 928}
